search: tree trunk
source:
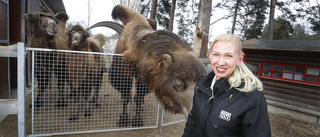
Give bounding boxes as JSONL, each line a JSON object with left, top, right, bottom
{"left": 268, "top": 0, "right": 275, "bottom": 40}
{"left": 150, "top": 0, "right": 157, "bottom": 20}
{"left": 231, "top": 0, "right": 240, "bottom": 34}
{"left": 168, "top": 0, "right": 177, "bottom": 32}
{"left": 193, "top": 0, "right": 212, "bottom": 58}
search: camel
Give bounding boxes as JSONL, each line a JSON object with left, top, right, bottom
{"left": 65, "top": 24, "right": 106, "bottom": 122}
{"left": 109, "top": 5, "right": 207, "bottom": 127}
{"left": 24, "top": 10, "right": 69, "bottom": 108}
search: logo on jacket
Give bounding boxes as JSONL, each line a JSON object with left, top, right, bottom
{"left": 219, "top": 110, "right": 231, "bottom": 121}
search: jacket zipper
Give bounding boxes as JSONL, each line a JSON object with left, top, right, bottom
{"left": 203, "top": 96, "right": 229, "bottom": 135}
{"left": 211, "top": 98, "right": 229, "bottom": 119}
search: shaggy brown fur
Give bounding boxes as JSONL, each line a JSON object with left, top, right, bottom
{"left": 90, "top": 33, "right": 106, "bottom": 50}
{"left": 25, "top": 10, "right": 58, "bottom": 49}
{"left": 53, "top": 12, "right": 70, "bottom": 108}
{"left": 86, "top": 33, "right": 106, "bottom": 109}
{"left": 147, "top": 19, "right": 157, "bottom": 30}
{"left": 109, "top": 5, "right": 207, "bottom": 127}
{"left": 66, "top": 24, "right": 105, "bottom": 122}
{"left": 54, "top": 12, "right": 69, "bottom": 50}
{"left": 25, "top": 10, "right": 69, "bottom": 108}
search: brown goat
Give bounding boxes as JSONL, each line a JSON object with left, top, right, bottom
{"left": 25, "top": 10, "right": 69, "bottom": 108}
{"left": 109, "top": 5, "right": 207, "bottom": 127}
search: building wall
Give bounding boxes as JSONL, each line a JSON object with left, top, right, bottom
{"left": 0, "top": 0, "right": 45, "bottom": 99}
{"left": 245, "top": 49, "right": 320, "bottom": 124}
{"left": 0, "top": 58, "right": 9, "bottom": 99}
{"left": 0, "top": 0, "right": 65, "bottom": 99}
{"left": 9, "top": 0, "right": 25, "bottom": 89}
{"left": 0, "top": 0, "right": 10, "bottom": 99}
{"left": 0, "top": 1, "right": 8, "bottom": 41}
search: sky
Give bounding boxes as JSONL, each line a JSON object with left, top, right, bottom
{"left": 62, "top": 0, "right": 118, "bottom": 36}
{"left": 62, "top": 0, "right": 230, "bottom": 40}
{"left": 62, "top": 0, "right": 317, "bottom": 41}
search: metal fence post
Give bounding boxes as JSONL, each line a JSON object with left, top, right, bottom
{"left": 17, "top": 42, "right": 26, "bottom": 137}
{"left": 158, "top": 106, "right": 164, "bottom": 133}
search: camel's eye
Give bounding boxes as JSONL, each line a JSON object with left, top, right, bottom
{"left": 173, "top": 79, "right": 186, "bottom": 92}
{"left": 36, "top": 16, "right": 40, "bottom": 21}
{"left": 52, "top": 18, "right": 58, "bottom": 24}
{"left": 68, "top": 30, "right": 75, "bottom": 35}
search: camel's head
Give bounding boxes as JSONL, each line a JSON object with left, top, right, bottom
{"left": 67, "top": 24, "right": 90, "bottom": 49}
{"left": 24, "top": 11, "right": 59, "bottom": 36}
{"left": 153, "top": 52, "right": 206, "bottom": 118}
{"left": 138, "top": 32, "right": 207, "bottom": 118}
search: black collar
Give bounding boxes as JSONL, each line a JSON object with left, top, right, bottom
{"left": 197, "top": 71, "right": 255, "bottom": 96}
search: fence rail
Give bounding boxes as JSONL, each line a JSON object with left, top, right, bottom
{"left": 0, "top": 43, "right": 27, "bottom": 136}
{"left": 0, "top": 44, "right": 19, "bottom": 115}
{"left": 17, "top": 42, "right": 27, "bottom": 137}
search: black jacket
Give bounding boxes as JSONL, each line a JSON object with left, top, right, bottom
{"left": 182, "top": 71, "right": 271, "bottom": 137}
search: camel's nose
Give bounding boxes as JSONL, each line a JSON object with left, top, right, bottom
{"left": 72, "top": 32, "right": 81, "bottom": 46}
{"left": 47, "top": 19, "right": 58, "bottom": 35}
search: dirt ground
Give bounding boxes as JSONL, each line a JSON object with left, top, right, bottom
{"left": 0, "top": 87, "right": 320, "bottom": 137}
{"left": 1, "top": 85, "right": 319, "bottom": 137}
{"left": 1, "top": 111, "right": 320, "bottom": 137}
{"left": 1, "top": 62, "right": 319, "bottom": 136}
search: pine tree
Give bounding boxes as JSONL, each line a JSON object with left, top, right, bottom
{"left": 244, "top": 0, "right": 268, "bottom": 39}
{"left": 274, "top": 17, "right": 293, "bottom": 40}
{"left": 261, "top": 17, "right": 293, "bottom": 40}
{"left": 290, "top": 24, "right": 309, "bottom": 40}
{"left": 215, "top": 0, "right": 268, "bottom": 39}
{"left": 176, "top": 0, "right": 198, "bottom": 44}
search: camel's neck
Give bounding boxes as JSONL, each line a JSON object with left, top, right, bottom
{"left": 71, "top": 39, "right": 90, "bottom": 51}
{"left": 30, "top": 35, "right": 56, "bottom": 49}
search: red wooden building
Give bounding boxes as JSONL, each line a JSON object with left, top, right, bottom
{"left": 242, "top": 39, "right": 320, "bottom": 124}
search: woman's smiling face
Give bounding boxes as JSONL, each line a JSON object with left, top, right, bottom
{"left": 209, "top": 41, "right": 243, "bottom": 79}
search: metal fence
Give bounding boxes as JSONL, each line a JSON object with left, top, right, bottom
{"left": 25, "top": 46, "right": 186, "bottom": 136}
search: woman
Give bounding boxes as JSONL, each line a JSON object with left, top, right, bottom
{"left": 182, "top": 34, "right": 271, "bottom": 137}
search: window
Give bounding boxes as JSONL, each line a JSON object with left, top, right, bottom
{"left": 260, "top": 62, "right": 320, "bottom": 86}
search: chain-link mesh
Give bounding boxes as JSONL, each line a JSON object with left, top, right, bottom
{"left": 30, "top": 48, "right": 174, "bottom": 135}
{"left": 161, "top": 109, "right": 186, "bottom": 126}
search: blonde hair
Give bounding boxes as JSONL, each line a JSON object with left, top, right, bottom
{"left": 209, "top": 34, "right": 263, "bottom": 92}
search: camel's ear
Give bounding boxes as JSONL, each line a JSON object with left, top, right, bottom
{"left": 83, "top": 31, "right": 90, "bottom": 39}
{"left": 147, "top": 19, "right": 157, "bottom": 30}
{"left": 24, "top": 13, "right": 32, "bottom": 21}
{"left": 55, "top": 12, "right": 69, "bottom": 22}
{"left": 66, "top": 28, "right": 72, "bottom": 36}
{"left": 160, "top": 54, "right": 172, "bottom": 68}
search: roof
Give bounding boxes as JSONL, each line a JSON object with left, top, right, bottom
{"left": 46, "top": 0, "right": 66, "bottom": 13}
{"left": 242, "top": 39, "right": 320, "bottom": 52}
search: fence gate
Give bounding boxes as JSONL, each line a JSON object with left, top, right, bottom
{"left": 26, "top": 47, "right": 185, "bottom": 136}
